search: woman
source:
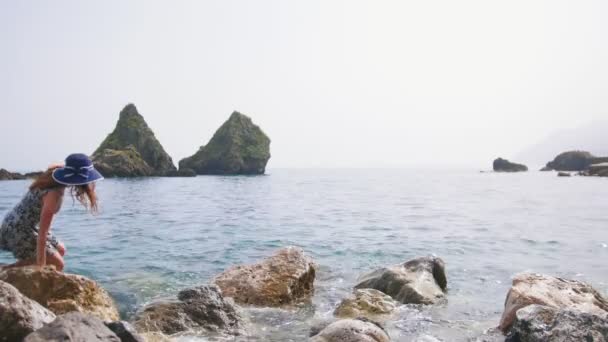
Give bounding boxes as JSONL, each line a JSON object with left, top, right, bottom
{"left": 0, "top": 154, "right": 103, "bottom": 271}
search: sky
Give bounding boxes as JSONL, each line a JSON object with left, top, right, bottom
{"left": 1, "top": 0, "right": 607, "bottom": 171}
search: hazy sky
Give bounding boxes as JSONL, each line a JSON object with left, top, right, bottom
{"left": 1, "top": 1, "right": 607, "bottom": 170}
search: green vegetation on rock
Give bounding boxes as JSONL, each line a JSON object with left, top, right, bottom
{"left": 92, "top": 104, "right": 176, "bottom": 177}
{"left": 179, "top": 111, "right": 271, "bottom": 175}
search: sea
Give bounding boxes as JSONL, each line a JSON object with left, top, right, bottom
{"left": 1, "top": 169, "right": 606, "bottom": 341}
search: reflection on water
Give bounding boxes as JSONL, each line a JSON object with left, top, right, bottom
{"left": 1, "top": 169, "right": 606, "bottom": 341}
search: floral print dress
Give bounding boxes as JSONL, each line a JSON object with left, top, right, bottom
{"left": 0, "top": 188, "right": 62, "bottom": 260}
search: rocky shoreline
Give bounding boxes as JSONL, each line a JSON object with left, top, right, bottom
{"left": 492, "top": 150, "right": 608, "bottom": 177}
{"left": 2, "top": 247, "right": 606, "bottom": 341}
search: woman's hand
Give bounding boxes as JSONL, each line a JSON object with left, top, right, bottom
{"left": 37, "top": 191, "right": 62, "bottom": 267}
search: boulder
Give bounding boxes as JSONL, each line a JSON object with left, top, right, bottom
{"left": 539, "top": 166, "right": 553, "bottom": 172}
{"left": 499, "top": 273, "right": 608, "bottom": 333}
{"left": 557, "top": 171, "right": 571, "bottom": 177}
{"left": 24, "top": 312, "right": 120, "bottom": 342}
{"left": 133, "top": 284, "right": 244, "bottom": 336}
{"left": 213, "top": 246, "right": 315, "bottom": 306}
{"left": 0, "top": 169, "right": 25, "bottom": 180}
{"left": 92, "top": 147, "right": 153, "bottom": 178}
{"left": 354, "top": 256, "right": 447, "bottom": 305}
{"left": 545, "top": 151, "right": 596, "bottom": 171}
{"left": 505, "top": 304, "right": 608, "bottom": 342}
{"left": 493, "top": 158, "right": 528, "bottom": 172}
{"left": 0, "top": 280, "right": 56, "bottom": 342}
{"left": 105, "top": 321, "right": 145, "bottom": 342}
{"left": 309, "top": 318, "right": 390, "bottom": 342}
{"left": 179, "top": 111, "right": 271, "bottom": 175}
{"left": 92, "top": 104, "right": 177, "bottom": 177}
{"left": 334, "top": 289, "right": 398, "bottom": 319}
{"left": 0, "top": 266, "right": 119, "bottom": 321}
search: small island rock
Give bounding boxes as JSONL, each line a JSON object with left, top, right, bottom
{"left": 24, "top": 312, "right": 120, "bottom": 342}
{"left": 179, "top": 111, "right": 271, "bottom": 175}
{"left": 493, "top": 158, "right": 528, "bottom": 172}
{"left": 505, "top": 304, "right": 608, "bottom": 342}
{"left": 545, "top": 151, "right": 596, "bottom": 171}
{"left": 557, "top": 171, "right": 571, "bottom": 177}
{"left": 92, "top": 104, "right": 177, "bottom": 177}
{"left": 0, "top": 169, "right": 26, "bottom": 180}
{"left": 355, "top": 256, "right": 447, "bottom": 305}
{"left": 334, "top": 289, "right": 398, "bottom": 319}
{"left": 0, "top": 280, "right": 56, "bottom": 342}
{"left": 133, "top": 284, "right": 244, "bottom": 336}
{"left": 310, "top": 318, "right": 390, "bottom": 342}
{"left": 499, "top": 273, "right": 608, "bottom": 333}
{"left": 213, "top": 246, "right": 315, "bottom": 306}
{"left": 0, "top": 266, "right": 120, "bottom": 321}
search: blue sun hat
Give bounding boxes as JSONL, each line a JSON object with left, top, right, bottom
{"left": 52, "top": 153, "right": 104, "bottom": 186}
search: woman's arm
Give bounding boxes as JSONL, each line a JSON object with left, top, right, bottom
{"left": 36, "top": 191, "right": 61, "bottom": 267}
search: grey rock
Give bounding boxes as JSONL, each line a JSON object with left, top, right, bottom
{"left": 505, "top": 304, "right": 608, "bottom": 342}
{"left": 24, "top": 312, "right": 120, "bottom": 342}
{"left": 309, "top": 317, "right": 390, "bottom": 342}
{"left": 133, "top": 284, "right": 244, "bottom": 336}
{"left": 0, "top": 280, "right": 56, "bottom": 342}
{"left": 105, "top": 321, "right": 145, "bottom": 342}
{"left": 557, "top": 171, "right": 571, "bottom": 177}
{"left": 355, "top": 256, "right": 447, "bottom": 305}
{"left": 545, "top": 151, "right": 596, "bottom": 171}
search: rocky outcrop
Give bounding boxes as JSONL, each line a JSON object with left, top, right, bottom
{"left": 557, "top": 171, "right": 571, "bottom": 177}
{"left": 310, "top": 318, "right": 390, "bottom": 342}
{"left": 24, "top": 312, "right": 121, "bottom": 342}
{"left": 0, "top": 169, "right": 26, "bottom": 180}
{"left": 539, "top": 166, "right": 553, "bottom": 171}
{"left": 499, "top": 273, "right": 608, "bottom": 333}
{"left": 0, "top": 280, "right": 56, "bottom": 342}
{"left": 589, "top": 162, "right": 608, "bottom": 177}
{"left": 133, "top": 284, "right": 244, "bottom": 336}
{"left": 93, "top": 104, "right": 176, "bottom": 177}
{"left": 179, "top": 111, "right": 271, "bottom": 175}
{"left": 92, "top": 146, "right": 154, "bottom": 177}
{"left": 505, "top": 304, "right": 608, "bottom": 342}
{"left": 545, "top": 151, "right": 596, "bottom": 171}
{"left": 0, "top": 266, "right": 119, "bottom": 321}
{"left": 213, "top": 246, "right": 315, "bottom": 306}
{"left": 354, "top": 256, "right": 447, "bottom": 305}
{"left": 334, "top": 289, "right": 397, "bottom": 319}
{"left": 493, "top": 158, "right": 528, "bottom": 172}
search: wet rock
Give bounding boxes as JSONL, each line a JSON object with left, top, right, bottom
{"left": 309, "top": 317, "right": 390, "bottom": 342}
{"left": 24, "top": 312, "right": 120, "bottom": 342}
{"left": 493, "top": 158, "right": 528, "bottom": 172}
{"left": 0, "top": 169, "right": 25, "bottom": 180}
{"left": 355, "top": 256, "right": 447, "bottom": 305}
{"left": 334, "top": 289, "right": 398, "bottom": 319}
{"left": 505, "top": 304, "right": 608, "bottom": 342}
{"left": 105, "top": 321, "right": 145, "bottom": 342}
{"left": 92, "top": 104, "right": 177, "bottom": 177}
{"left": 133, "top": 284, "right": 244, "bottom": 336}
{"left": 557, "top": 171, "right": 571, "bottom": 177}
{"left": 0, "top": 280, "right": 56, "bottom": 342}
{"left": 545, "top": 151, "right": 596, "bottom": 171}
{"left": 179, "top": 111, "right": 271, "bottom": 175}
{"left": 0, "top": 266, "right": 120, "bottom": 321}
{"left": 213, "top": 246, "right": 315, "bottom": 306}
{"left": 499, "top": 273, "right": 608, "bottom": 333}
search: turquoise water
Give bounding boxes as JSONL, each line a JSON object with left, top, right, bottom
{"left": 1, "top": 169, "right": 607, "bottom": 341}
